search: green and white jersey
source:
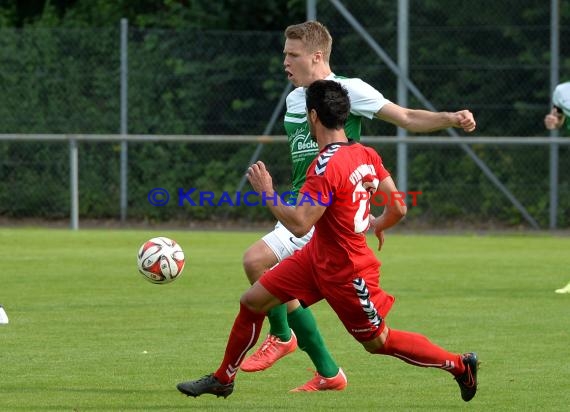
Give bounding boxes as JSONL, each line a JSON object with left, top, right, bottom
{"left": 283, "top": 73, "right": 390, "bottom": 200}
{"left": 553, "top": 81, "right": 570, "bottom": 134}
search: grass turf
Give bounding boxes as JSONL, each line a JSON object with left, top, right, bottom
{"left": 0, "top": 228, "right": 568, "bottom": 411}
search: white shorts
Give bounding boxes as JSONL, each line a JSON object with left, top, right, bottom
{"left": 262, "top": 221, "right": 315, "bottom": 262}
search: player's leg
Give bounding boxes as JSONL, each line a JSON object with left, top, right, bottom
{"left": 257, "top": 250, "right": 347, "bottom": 392}
{"left": 177, "top": 282, "right": 280, "bottom": 398}
{"left": 367, "top": 327, "right": 479, "bottom": 402}
{"left": 241, "top": 224, "right": 342, "bottom": 385}
{"left": 242, "top": 238, "right": 292, "bottom": 343}
{"left": 327, "top": 275, "right": 478, "bottom": 402}
{"left": 242, "top": 238, "right": 279, "bottom": 284}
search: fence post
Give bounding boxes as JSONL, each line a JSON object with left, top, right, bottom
{"left": 69, "top": 138, "right": 79, "bottom": 230}
{"left": 397, "top": 0, "right": 409, "bottom": 198}
{"left": 307, "top": 0, "right": 316, "bottom": 20}
{"left": 120, "top": 18, "right": 129, "bottom": 223}
{"left": 549, "top": 0, "right": 559, "bottom": 230}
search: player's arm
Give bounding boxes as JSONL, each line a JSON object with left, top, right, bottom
{"left": 246, "top": 161, "right": 325, "bottom": 237}
{"left": 544, "top": 107, "right": 565, "bottom": 130}
{"left": 375, "top": 102, "right": 476, "bottom": 133}
{"left": 369, "top": 175, "right": 407, "bottom": 250}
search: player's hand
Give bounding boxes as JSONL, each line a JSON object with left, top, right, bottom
{"left": 544, "top": 108, "right": 563, "bottom": 130}
{"left": 246, "top": 161, "right": 274, "bottom": 194}
{"left": 372, "top": 217, "right": 385, "bottom": 251}
{"left": 375, "top": 227, "right": 385, "bottom": 251}
{"left": 368, "top": 215, "right": 383, "bottom": 250}
{"left": 454, "top": 110, "right": 476, "bottom": 132}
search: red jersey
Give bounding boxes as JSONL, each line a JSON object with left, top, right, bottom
{"left": 298, "top": 141, "right": 391, "bottom": 283}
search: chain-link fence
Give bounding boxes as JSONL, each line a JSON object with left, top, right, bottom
{"left": 0, "top": 1, "right": 569, "bottom": 229}
{"left": 1, "top": 135, "right": 568, "bottom": 229}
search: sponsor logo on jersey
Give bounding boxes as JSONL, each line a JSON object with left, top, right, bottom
{"left": 297, "top": 139, "right": 318, "bottom": 151}
{"left": 289, "top": 126, "right": 318, "bottom": 165}
{"left": 290, "top": 129, "right": 317, "bottom": 152}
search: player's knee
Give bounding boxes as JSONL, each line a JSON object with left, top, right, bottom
{"left": 362, "top": 339, "right": 383, "bottom": 353}
{"left": 361, "top": 327, "right": 389, "bottom": 353}
{"left": 242, "top": 249, "right": 263, "bottom": 284}
{"left": 243, "top": 242, "right": 279, "bottom": 284}
{"left": 240, "top": 289, "right": 268, "bottom": 314}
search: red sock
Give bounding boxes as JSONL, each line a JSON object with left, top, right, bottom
{"left": 213, "top": 302, "right": 265, "bottom": 384}
{"left": 375, "top": 329, "right": 465, "bottom": 376}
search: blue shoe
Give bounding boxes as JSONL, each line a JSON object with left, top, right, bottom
{"left": 455, "top": 352, "right": 479, "bottom": 402}
{"left": 177, "top": 374, "right": 234, "bottom": 398}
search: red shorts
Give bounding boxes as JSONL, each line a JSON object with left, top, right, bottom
{"left": 259, "top": 247, "right": 395, "bottom": 342}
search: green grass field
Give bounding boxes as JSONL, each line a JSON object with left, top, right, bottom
{"left": 0, "top": 228, "right": 568, "bottom": 411}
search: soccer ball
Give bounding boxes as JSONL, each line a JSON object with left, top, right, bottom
{"left": 137, "top": 237, "right": 185, "bottom": 284}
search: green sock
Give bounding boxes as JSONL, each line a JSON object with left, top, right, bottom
{"left": 267, "top": 304, "right": 291, "bottom": 341}
{"left": 287, "top": 306, "right": 339, "bottom": 378}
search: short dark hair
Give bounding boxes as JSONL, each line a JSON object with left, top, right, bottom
{"left": 305, "top": 80, "right": 350, "bottom": 130}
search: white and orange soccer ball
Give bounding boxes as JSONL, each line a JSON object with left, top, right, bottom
{"left": 137, "top": 237, "right": 185, "bottom": 284}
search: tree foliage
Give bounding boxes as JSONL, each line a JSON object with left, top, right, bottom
{"left": 0, "top": 0, "right": 569, "bottom": 227}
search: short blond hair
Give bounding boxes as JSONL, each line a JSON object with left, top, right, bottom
{"left": 285, "top": 21, "right": 332, "bottom": 62}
